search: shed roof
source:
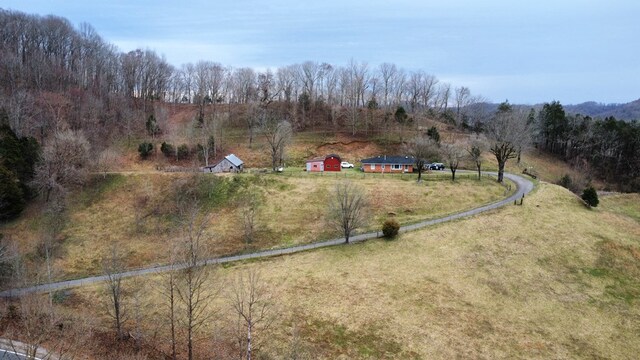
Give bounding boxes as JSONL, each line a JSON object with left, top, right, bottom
{"left": 306, "top": 157, "right": 325, "bottom": 163}
{"left": 225, "top": 154, "right": 244, "bottom": 167}
{"left": 361, "top": 155, "right": 415, "bottom": 164}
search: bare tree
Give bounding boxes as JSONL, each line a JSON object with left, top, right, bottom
{"left": 378, "top": 63, "right": 397, "bottom": 109}
{"left": 32, "top": 129, "right": 90, "bottom": 203}
{"left": 441, "top": 142, "right": 465, "bottom": 181}
{"left": 407, "top": 71, "right": 424, "bottom": 112}
{"left": 237, "top": 188, "right": 263, "bottom": 247}
{"left": 6, "top": 294, "right": 58, "bottom": 359}
{"left": 485, "top": 102, "right": 531, "bottom": 182}
{"left": 158, "top": 252, "right": 180, "bottom": 360}
{"left": 420, "top": 74, "right": 439, "bottom": 110}
{"left": 275, "top": 65, "right": 297, "bottom": 103}
{"left": 261, "top": 117, "right": 292, "bottom": 171}
{"left": 192, "top": 111, "right": 219, "bottom": 167}
{"left": 229, "top": 270, "right": 274, "bottom": 360}
{"left": 175, "top": 201, "right": 219, "bottom": 360}
{"left": 246, "top": 104, "right": 263, "bottom": 149}
{"left": 0, "top": 234, "right": 17, "bottom": 289}
{"left": 435, "top": 83, "right": 451, "bottom": 115}
{"left": 102, "top": 243, "right": 128, "bottom": 340}
{"left": 257, "top": 69, "right": 279, "bottom": 107}
{"left": 466, "top": 134, "right": 487, "bottom": 180}
{"left": 454, "top": 86, "right": 472, "bottom": 126}
{"left": 39, "top": 204, "right": 66, "bottom": 318}
{"left": 96, "top": 148, "right": 120, "bottom": 178}
{"left": 328, "top": 181, "right": 368, "bottom": 244}
{"left": 297, "top": 61, "right": 321, "bottom": 102}
{"left": 405, "top": 137, "right": 439, "bottom": 182}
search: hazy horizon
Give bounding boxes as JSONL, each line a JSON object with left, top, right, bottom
{"left": 3, "top": 1, "right": 639, "bottom": 105}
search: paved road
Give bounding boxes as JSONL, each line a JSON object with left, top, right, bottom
{"left": 0, "top": 339, "right": 49, "bottom": 360}
{"left": 0, "top": 350, "right": 33, "bottom": 360}
{"left": 0, "top": 172, "right": 534, "bottom": 298}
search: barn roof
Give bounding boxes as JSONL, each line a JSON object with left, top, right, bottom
{"left": 225, "top": 154, "right": 244, "bottom": 167}
{"left": 361, "top": 155, "right": 415, "bottom": 164}
{"left": 325, "top": 154, "right": 341, "bottom": 160}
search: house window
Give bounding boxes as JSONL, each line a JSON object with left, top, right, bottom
{"left": 381, "top": 164, "right": 385, "bottom": 170}
{"left": 370, "top": 163, "right": 375, "bottom": 170}
{"left": 392, "top": 164, "right": 401, "bottom": 170}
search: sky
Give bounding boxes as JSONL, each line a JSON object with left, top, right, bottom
{"left": 3, "top": 0, "right": 640, "bottom": 105}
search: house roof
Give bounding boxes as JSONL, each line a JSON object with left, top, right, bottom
{"left": 361, "top": 155, "right": 415, "bottom": 164}
{"left": 225, "top": 154, "right": 244, "bottom": 167}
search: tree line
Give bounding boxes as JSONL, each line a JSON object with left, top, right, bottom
{"left": 536, "top": 101, "right": 640, "bottom": 191}
{"left": 0, "top": 9, "right": 483, "bottom": 142}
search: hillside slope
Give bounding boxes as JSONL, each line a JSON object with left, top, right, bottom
{"left": 565, "top": 99, "right": 640, "bottom": 120}
{"left": 196, "top": 183, "right": 639, "bottom": 358}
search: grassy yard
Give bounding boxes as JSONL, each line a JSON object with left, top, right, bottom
{"left": 68, "top": 182, "right": 640, "bottom": 359}
{"left": 1, "top": 170, "right": 508, "bottom": 281}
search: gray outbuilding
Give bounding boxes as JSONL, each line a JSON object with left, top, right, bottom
{"left": 203, "top": 154, "right": 244, "bottom": 173}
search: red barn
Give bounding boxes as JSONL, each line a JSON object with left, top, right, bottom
{"left": 323, "top": 154, "right": 342, "bottom": 172}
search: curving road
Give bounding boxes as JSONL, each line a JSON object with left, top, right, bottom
{"left": 0, "top": 172, "right": 534, "bottom": 298}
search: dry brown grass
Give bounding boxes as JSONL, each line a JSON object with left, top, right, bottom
{"left": 246, "top": 184, "right": 639, "bottom": 358}
{"left": 1, "top": 171, "right": 505, "bottom": 280}
{"left": 66, "top": 183, "right": 640, "bottom": 359}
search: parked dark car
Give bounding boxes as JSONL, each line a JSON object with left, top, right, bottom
{"left": 428, "top": 163, "right": 445, "bottom": 170}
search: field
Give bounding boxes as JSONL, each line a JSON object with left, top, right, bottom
{"left": 1, "top": 170, "right": 508, "bottom": 281}
{"left": 66, "top": 182, "right": 640, "bottom": 359}
{"left": 3, "top": 106, "right": 633, "bottom": 358}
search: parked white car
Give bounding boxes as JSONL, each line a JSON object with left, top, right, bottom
{"left": 341, "top": 161, "right": 354, "bottom": 168}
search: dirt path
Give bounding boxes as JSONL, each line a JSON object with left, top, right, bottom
{"left": 0, "top": 172, "right": 534, "bottom": 297}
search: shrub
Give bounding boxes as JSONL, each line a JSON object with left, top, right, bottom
{"left": 581, "top": 186, "right": 599, "bottom": 207}
{"left": 427, "top": 126, "right": 441, "bottom": 143}
{"left": 146, "top": 114, "right": 160, "bottom": 137}
{"left": 177, "top": 144, "right": 190, "bottom": 159}
{"left": 558, "top": 174, "right": 572, "bottom": 190}
{"left": 138, "top": 142, "right": 153, "bottom": 159}
{"left": 160, "top": 142, "right": 174, "bottom": 158}
{"left": 382, "top": 219, "right": 400, "bottom": 239}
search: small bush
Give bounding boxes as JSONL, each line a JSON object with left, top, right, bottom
{"left": 558, "top": 174, "right": 572, "bottom": 190}
{"left": 581, "top": 186, "right": 599, "bottom": 207}
{"left": 138, "top": 142, "right": 153, "bottom": 159}
{"left": 382, "top": 219, "right": 400, "bottom": 239}
{"left": 177, "top": 144, "right": 190, "bottom": 159}
{"left": 160, "top": 142, "right": 174, "bottom": 158}
{"left": 427, "top": 126, "right": 441, "bottom": 143}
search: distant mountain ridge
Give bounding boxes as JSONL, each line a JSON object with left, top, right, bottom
{"left": 564, "top": 98, "right": 640, "bottom": 121}
{"left": 473, "top": 99, "right": 640, "bottom": 121}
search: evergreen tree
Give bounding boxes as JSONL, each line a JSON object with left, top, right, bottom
{"left": 426, "top": 126, "right": 440, "bottom": 144}
{"left": 146, "top": 114, "right": 160, "bottom": 138}
{"left": 0, "top": 110, "right": 40, "bottom": 219}
{"left": 581, "top": 186, "right": 599, "bottom": 207}
{"left": 394, "top": 106, "right": 408, "bottom": 124}
{"left": 138, "top": 142, "right": 154, "bottom": 159}
{"left": 0, "top": 165, "right": 25, "bottom": 220}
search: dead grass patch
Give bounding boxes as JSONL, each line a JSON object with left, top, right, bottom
{"left": 62, "top": 184, "right": 640, "bottom": 359}
{"left": 2, "top": 171, "right": 505, "bottom": 281}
